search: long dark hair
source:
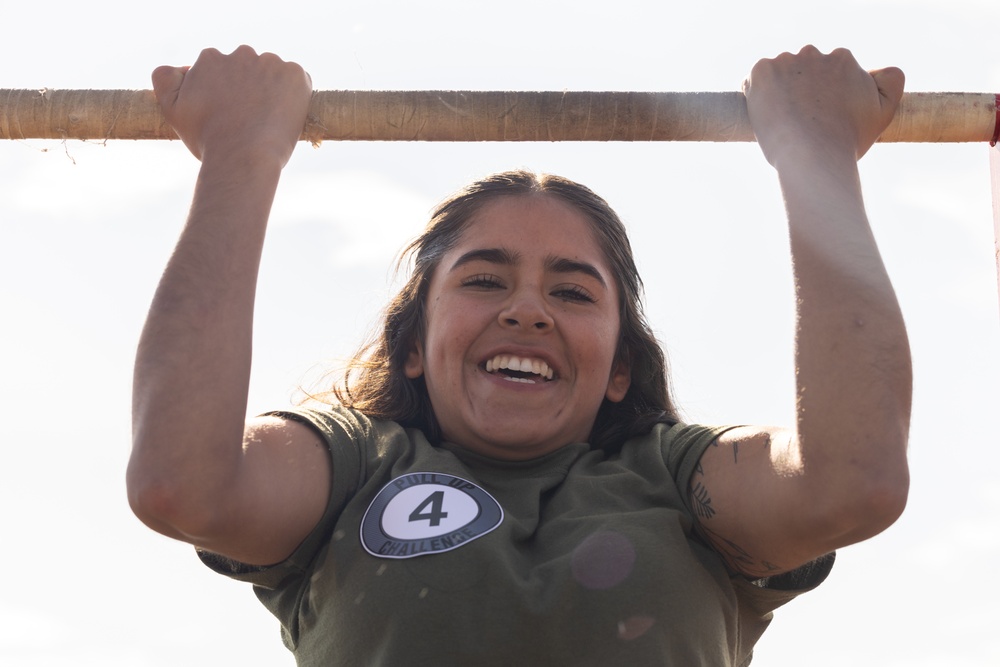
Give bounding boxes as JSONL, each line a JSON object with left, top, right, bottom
{"left": 326, "top": 170, "right": 679, "bottom": 452}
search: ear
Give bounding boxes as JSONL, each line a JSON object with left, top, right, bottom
{"left": 605, "top": 358, "right": 631, "bottom": 403}
{"left": 404, "top": 341, "right": 425, "bottom": 379}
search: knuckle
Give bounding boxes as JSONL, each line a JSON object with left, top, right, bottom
{"left": 231, "top": 44, "right": 258, "bottom": 57}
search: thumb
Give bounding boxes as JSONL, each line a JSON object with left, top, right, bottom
{"left": 870, "top": 66, "right": 905, "bottom": 120}
{"left": 151, "top": 65, "right": 189, "bottom": 110}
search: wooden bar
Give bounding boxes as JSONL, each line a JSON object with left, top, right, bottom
{"left": 1, "top": 89, "right": 996, "bottom": 143}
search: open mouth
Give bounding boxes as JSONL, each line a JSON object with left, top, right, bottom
{"left": 484, "top": 354, "right": 555, "bottom": 384}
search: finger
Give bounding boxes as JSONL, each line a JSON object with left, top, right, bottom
{"left": 151, "top": 65, "right": 189, "bottom": 108}
{"left": 228, "top": 44, "right": 260, "bottom": 58}
{"left": 870, "top": 66, "right": 906, "bottom": 109}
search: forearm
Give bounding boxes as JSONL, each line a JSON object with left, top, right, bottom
{"left": 128, "top": 153, "right": 283, "bottom": 536}
{"left": 779, "top": 151, "right": 911, "bottom": 522}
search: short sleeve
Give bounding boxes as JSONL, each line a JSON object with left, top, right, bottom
{"left": 655, "top": 420, "right": 835, "bottom": 663}
{"left": 657, "top": 421, "right": 739, "bottom": 518}
{"left": 197, "top": 405, "right": 372, "bottom": 589}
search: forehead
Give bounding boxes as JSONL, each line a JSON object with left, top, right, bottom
{"left": 449, "top": 194, "right": 610, "bottom": 268}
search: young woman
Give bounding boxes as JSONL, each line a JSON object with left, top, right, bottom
{"left": 127, "top": 45, "right": 911, "bottom": 665}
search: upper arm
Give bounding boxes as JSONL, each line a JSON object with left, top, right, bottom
{"left": 183, "top": 415, "right": 332, "bottom": 566}
{"left": 689, "top": 425, "right": 885, "bottom": 578}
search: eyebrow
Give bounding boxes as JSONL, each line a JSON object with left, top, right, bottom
{"left": 546, "top": 256, "right": 608, "bottom": 288}
{"left": 449, "top": 247, "right": 608, "bottom": 289}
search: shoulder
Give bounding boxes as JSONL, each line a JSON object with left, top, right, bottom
{"left": 260, "top": 402, "right": 421, "bottom": 452}
{"left": 638, "top": 421, "right": 742, "bottom": 481}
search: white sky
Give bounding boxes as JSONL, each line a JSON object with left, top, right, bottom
{"left": 2, "top": 1, "right": 998, "bottom": 665}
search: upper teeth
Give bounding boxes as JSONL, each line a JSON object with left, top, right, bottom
{"left": 485, "top": 355, "right": 554, "bottom": 380}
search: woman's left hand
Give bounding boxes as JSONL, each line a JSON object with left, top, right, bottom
{"left": 743, "top": 45, "right": 904, "bottom": 168}
{"left": 688, "top": 46, "right": 912, "bottom": 579}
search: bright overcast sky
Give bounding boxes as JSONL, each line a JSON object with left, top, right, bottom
{"left": 2, "top": 1, "right": 998, "bottom": 665}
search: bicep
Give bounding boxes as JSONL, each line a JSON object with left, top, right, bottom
{"left": 194, "top": 415, "right": 332, "bottom": 566}
{"left": 689, "top": 425, "right": 826, "bottom": 578}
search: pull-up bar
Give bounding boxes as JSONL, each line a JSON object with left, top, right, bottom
{"left": 1, "top": 89, "right": 998, "bottom": 143}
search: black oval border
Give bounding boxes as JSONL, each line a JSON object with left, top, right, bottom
{"left": 360, "top": 472, "right": 504, "bottom": 559}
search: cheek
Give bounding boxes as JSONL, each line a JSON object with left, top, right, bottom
{"left": 422, "top": 301, "right": 481, "bottom": 373}
{"left": 574, "top": 323, "right": 621, "bottom": 375}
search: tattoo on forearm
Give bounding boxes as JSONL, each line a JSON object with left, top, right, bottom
{"left": 697, "top": 521, "right": 783, "bottom": 576}
{"left": 761, "top": 560, "right": 781, "bottom": 573}
{"left": 690, "top": 454, "right": 785, "bottom": 577}
{"left": 699, "top": 522, "right": 755, "bottom": 568}
{"left": 691, "top": 481, "right": 716, "bottom": 520}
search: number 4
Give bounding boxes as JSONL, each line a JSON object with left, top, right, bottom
{"left": 409, "top": 491, "right": 449, "bottom": 527}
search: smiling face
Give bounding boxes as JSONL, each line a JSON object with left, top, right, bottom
{"left": 404, "top": 194, "right": 631, "bottom": 460}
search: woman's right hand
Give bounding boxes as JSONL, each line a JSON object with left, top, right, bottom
{"left": 151, "top": 45, "right": 312, "bottom": 167}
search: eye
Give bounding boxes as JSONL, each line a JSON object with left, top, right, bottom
{"left": 461, "top": 273, "right": 505, "bottom": 290}
{"left": 552, "top": 284, "right": 596, "bottom": 303}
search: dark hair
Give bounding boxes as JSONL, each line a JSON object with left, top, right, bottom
{"left": 327, "top": 170, "right": 679, "bottom": 452}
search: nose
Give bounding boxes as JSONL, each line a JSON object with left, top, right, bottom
{"left": 498, "top": 289, "right": 554, "bottom": 331}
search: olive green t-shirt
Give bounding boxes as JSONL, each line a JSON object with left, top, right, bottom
{"left": 199, "top": 406, "right": 832, "bottom": 666}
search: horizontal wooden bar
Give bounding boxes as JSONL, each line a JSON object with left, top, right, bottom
{"left": 1, "top": 89, "right": 996, "bottom": 143}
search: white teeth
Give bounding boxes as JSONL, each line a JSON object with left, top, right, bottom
{"left": 484, "top": 354, "right": 554, "bottom": 380}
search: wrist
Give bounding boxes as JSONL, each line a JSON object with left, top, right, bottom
{"left": 189, "top": 151, "right": 284, "bottom": 238}
{"left": 199, "top": 141, "right": 290, "bottom": 175}
{"left": 767, "top": 134, "right": 859, "bottom": 174}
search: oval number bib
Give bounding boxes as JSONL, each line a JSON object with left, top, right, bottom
{"left": 360, "top": 472, "right": 504, "bottom": 559}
